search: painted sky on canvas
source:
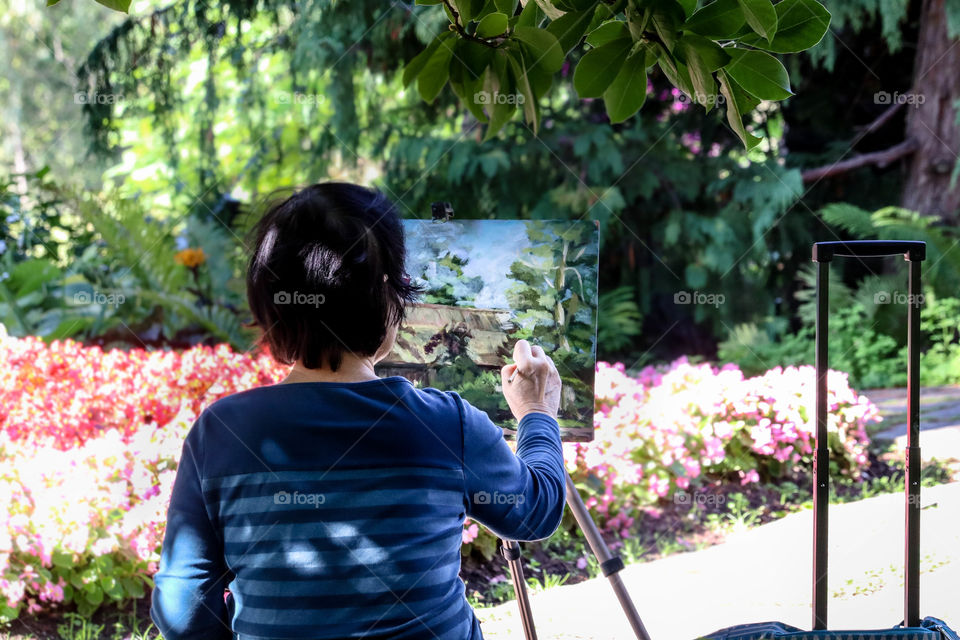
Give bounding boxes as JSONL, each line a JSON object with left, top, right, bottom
{"left": 403, "top": 220, "right": 541, "bottom": 309}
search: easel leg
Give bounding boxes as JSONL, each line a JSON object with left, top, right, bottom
{"left": 565, "top": 473, "right": 651, "bottom": 640}
{"left": 500, "top": 539, "right": 538, "bottom": 640}
{"left": 498, "top": 473, "right": 652, "bottom": 640}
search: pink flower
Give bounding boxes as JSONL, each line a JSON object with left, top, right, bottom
{"left": 461, "top": 522, "right": 479, "bottom": 545}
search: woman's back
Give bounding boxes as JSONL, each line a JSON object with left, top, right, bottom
{"left": 151, "top": 376, "right": 565, "bottom": 640}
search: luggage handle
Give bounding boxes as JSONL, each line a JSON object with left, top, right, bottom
{"left": 812, "top": 240, "right": 926, "bottom": 262}
{"left": 810, "top": 240, "right": 925, "bottom": 631}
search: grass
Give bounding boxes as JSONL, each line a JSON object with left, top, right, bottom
{"left": 1, "top": 608, "right": 158, "bottom": 640}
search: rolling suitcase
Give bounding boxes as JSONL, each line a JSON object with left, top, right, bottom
{"left": 703, "top": 241, "right": 959, "bottom": 640}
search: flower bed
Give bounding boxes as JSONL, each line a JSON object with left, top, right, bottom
{"left": 0, "top": 335, "right": 879, "bottom": 621}
{"left": 567, "top": 358, "right": 878, "bottom": 537}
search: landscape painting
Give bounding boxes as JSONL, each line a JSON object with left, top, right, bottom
{"left": 375, "top": 219, "right": 599, "bottom": 442}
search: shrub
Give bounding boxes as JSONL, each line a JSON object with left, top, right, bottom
{"left": 567, "top": 359, "right": 878, "bottom": 537}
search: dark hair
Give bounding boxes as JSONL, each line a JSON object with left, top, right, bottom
{"left": 246, "top": 182, "right": 421, "bottom": 371}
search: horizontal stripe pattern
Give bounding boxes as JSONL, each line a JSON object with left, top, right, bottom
{"left": 210, "top": 466, "right": 472, "bottom": 638}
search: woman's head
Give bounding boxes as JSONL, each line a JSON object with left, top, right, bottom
{"left": 246, "top": 182, "right": 420, "bottom": 371}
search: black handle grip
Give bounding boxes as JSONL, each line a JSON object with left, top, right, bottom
{"left": 812, "top": 240, "right": 926, "bottom": 262}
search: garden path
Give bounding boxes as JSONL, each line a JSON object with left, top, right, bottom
{"left": 866, "top": 385, "right": 960, "bottom": 462}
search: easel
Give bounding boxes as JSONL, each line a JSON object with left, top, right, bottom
{"left": 499, "top": 473, "right": 652, "bottom": 640}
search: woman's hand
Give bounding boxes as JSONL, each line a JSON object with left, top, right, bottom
{"left": 500, "top": 339, "right": 561, "bottom": 420}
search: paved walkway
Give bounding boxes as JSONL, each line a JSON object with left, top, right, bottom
{"left": 476, "top": 386, "right": 960, "bottom": 639}
{"left": 866, "top": 386, "right": 960, "bottom": 462}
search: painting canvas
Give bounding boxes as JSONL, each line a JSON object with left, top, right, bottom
{"left": 375, "top": 219, "right": 599, "bottom": 442}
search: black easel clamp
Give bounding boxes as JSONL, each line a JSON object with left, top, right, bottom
{"left": 600, "top": 556, "right": 625, "bottom": 577}
{"left": 500, "top": 542, "right": 522, "bottom": 561}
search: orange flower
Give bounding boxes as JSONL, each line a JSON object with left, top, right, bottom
{"left": 174, "top": 247, "right": 206, "bottom": 269}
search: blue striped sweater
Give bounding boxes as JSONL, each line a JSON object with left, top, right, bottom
{"left": 150, "top": 376, "right": 566, "bottom": 639}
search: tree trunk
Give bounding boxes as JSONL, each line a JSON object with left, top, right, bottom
{"left": 901, "top": 0, "right": 960, "bottom": 222}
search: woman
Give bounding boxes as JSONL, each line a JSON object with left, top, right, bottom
{"left": 150, "top": 183, "right": 566, "bottom": 640}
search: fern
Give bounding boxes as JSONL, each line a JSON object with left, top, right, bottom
{"left": 597, "top": 286, "right": 643, "bottom": 353}
{"left": 820, "top": 203, "right": 877, "bottom": 238}
{"left": 794, "top": 262, "right": 852, "bottom": 326}
{"left": 134, "top": 289, "right": 253, "bottom": 349}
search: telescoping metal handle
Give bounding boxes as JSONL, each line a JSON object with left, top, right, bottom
{"left": 810, "top": 240, "right": 925, "bottom": 631}
{"left": 812, "top": 240, "right": 926, "bottom": 262}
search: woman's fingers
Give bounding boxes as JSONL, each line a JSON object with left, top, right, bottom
{"left": 513, "top": 339, "right": 534, "bottom": 374}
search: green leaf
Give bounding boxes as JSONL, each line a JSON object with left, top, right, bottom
{"left": 52, "top": 550, "right": 73, "bottom": 568}
{"left": 718, "top": 68, "right": 762, "bottom": 149}
{"left": 679, "top": 33, "right": 730, "bottom": 71}
{"left": 85, "top": 586, "right": 104, "bottom": 606}
{"left": 741, "top": 0, "right": 830, "bottom": 52}
{"left": 454, "top": 38, "right": 495, "bottom": 80}
{"left": 737, "top": 0, "right": 777, "bottom": 41}
{"left": 477, "top": 12, "right": 509, "bottom": 37}
{"left": 683, "top": 0, "right": 745, "bottom": 39}
{"left": 455, "top": 0, "right": 487, "bottom": 22}
{"left": 526, "top": 56, "right": 555, "bottom": 97}
{"left": 120, "top": 577, "right": 146, "bottom": 599}
{"left": 418, "top": 33, "right": 458, "bottom": 102}
{"left": 723, "top": 48, "right": 792, "bottom": 100}
{"left": 10, "top": 258, "right": 61, "bottom": 297}
{"left": 573, "top": 37, "right": 633, "bottom": 98}
{"left": 508, "top": 50, "right": 539, "bottom": 131}
{"left": 725, "top": 71, "right": 761, "bottom": 113}
{"left": 650, "top": 0, "right": 686, "bottom": 53}
{"left": 679, "top": 39, "right": 718, "bottom": 111}
{"left": 403, "top": 32, "right": 453, "bottom": 87}
{"left": 517, "top": 0, "right": 545, "bottom": 27}
{"left": 512, "top": 26, "right": 564, "bottom": 72}
{"left": 46, "top": 0, "right": 62, "bottom": 5}
{"left": 585, "top": 20, "right": 629, "bottom": 47}
{"left": 483, "top": 52, "right": 518, "bottom": 140}
{"left": 495, "top": 0, "right": 519, "bottom": 13}
{"left": 677, "top": 0, "right": 698, "bottom": 18}
{"left": 602, "top": 50, "right": 648, "bottom": 123}
{"left": 545, "top": 8, "right": 596, "bottom": 53}
{"left": 657, "top": 49, "right": 695, "bottom": 99}
{"left": 93, "top": 0, "right": 130, "bottom": 12}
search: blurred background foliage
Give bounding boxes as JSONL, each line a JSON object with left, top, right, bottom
{"left": 1, "top": 0, "right": 959, "bottom": 388}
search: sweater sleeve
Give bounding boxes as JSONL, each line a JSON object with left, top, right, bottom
{"left": 455, "top": 393, "right": 566, "bottom": 541}
{"left": 151, "top": 420, "right": 233, "bottom": 640}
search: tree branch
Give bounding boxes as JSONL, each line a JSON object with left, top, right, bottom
{"left": 856, "top": 102, "right": 904, "bottom": 137}
{"left": 801, "top": 138, "right": 919, "bottom": 183}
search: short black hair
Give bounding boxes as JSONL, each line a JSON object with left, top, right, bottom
{"left": 246, "top": 182, "right": 421, "bottom": 371}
